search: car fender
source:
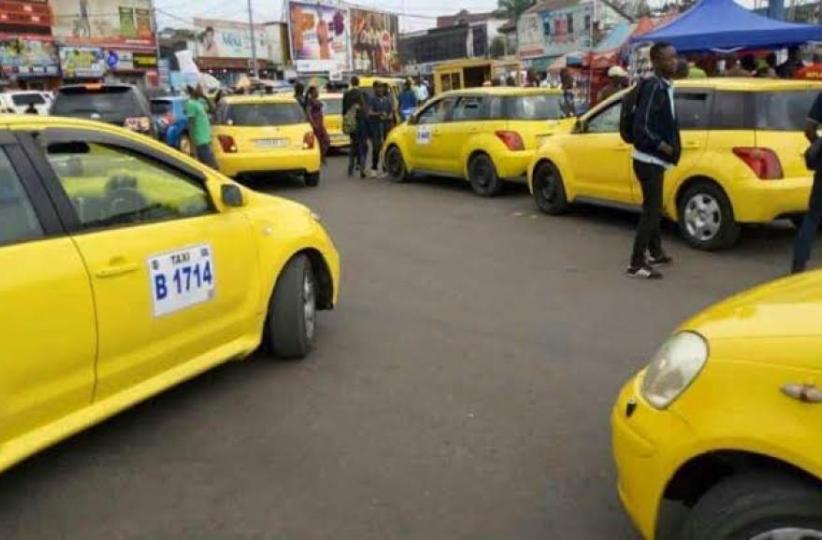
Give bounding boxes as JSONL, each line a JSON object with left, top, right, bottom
{"left": 665, "top": 149, "right": 743, "bottom": 220}
{"left": 383, "top": 127, "right": 415, "bottom": 172}
{"left": 460, "top": 133, "right": 506, "bottom": 179}
{"left": 526, "top": 141, "right": 580, "bottom": 200}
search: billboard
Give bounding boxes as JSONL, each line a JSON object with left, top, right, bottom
{"left": 51, "top": 0, "right": 154, "bottom": 48}
{"left": 518, "top": 12, "right": 545, "bottom": 59}
{"left": 0, "top": 37, "right": 60, "bottom": 78}
{"left": 542, "top": 3, "right": 594, "bottom": 57}
{"left": 350, "top": 8, "right": 399, "bottom": 73}
{"left": 59, "top": 46, "right": 106, "bottom": 78}
{"left": 193, "top": 18, "right": 271, "bottom": 60}
{"left": 288, "top": 1, "right": 349, "bottom": 73}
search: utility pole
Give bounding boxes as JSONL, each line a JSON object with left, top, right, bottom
{"left": 247, "top": 0, "right": 259, "bottom": 77}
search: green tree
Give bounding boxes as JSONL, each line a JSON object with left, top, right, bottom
{"left": 497, "top": 0, "right": 537, "bottom": 20}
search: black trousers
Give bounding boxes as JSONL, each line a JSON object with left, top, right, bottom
{"left": 792, "top": 167, "right": 822, "bottom": 272}
{"left": 631, "top": 160, "right": 666, "bottom": 268}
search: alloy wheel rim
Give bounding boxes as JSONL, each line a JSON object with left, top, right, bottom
{"left": 303, "top": 271, "right": 316, "bottom": 341}
{"left": 750, "top": 527, "right": 822, "bottom": 540}
{"left": 684, "top": 193, "right": 721, "bottom": 241}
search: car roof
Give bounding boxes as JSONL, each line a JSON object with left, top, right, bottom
{"left": 3, "top": 90, "right": 45, "bottom": 95}
{"left": 57, "top": 83, "right": 136, "bottom": 92}
{"left": 675, "top": 77, "right": 822, "bottom": 92}
{"left": 439, "top": 87, "right": 563, "bottom": 97}
{"left": 151, "top": 96, "right": 187, "bottom": 102}
{"left": 221, "top": 95, "right": 299, "bottom": 105}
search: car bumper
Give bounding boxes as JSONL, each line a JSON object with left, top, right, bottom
{"left": 611, "top": 374, "right": 693, "bottom": 540}
{"left": 730, "top": 176, "right": 812, "bottom": 222}
{"left": 215, "top": 148, "right": 321, "bottom": 178}
{"left": 328, "top": 131, "right": 350, "bottom": 148}
{"left": 494, "top": 150, "right": 535, "bottom": 181}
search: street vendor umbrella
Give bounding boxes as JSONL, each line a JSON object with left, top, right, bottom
{"left": 632, "top": 0, "right": 822, "bottom": 52}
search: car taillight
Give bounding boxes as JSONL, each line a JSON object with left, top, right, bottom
{"left": 124, "top": 116, "right": 151, "bottom": 132}
{"left": 303, "top": 132, "right": 315, "bottom": 149}
{"left": 218, "top": 134, "right": 237, "bottom": 153}
{"left": 495, "top": 130, "right": 525, "bottom": 151}
{"left": 732, "top": 147, "right": 783, "bottom": 180}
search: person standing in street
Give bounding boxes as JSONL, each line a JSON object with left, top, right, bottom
{"left": 399, "top": 79, "right": 418, "bottom": 122}
{"left": 367, "top": 82, "right": 392, "bottom": 177}
{"left": 415, "top": 77, "right": 429, "bottom": 103}
{"left": 596, "top": 65, "right": 629, "bottom": 104}
{"left": 306, "top": 86, "right": 330, "bottom": 164}
{"left": 185, "top": 85, "right": 218, "bottom": 169}
{"left": 791, "top": 93, "right": 822, "bottom": 273}
{"left": 628, "top": 42, "right": 680, "bottom": 279}
{"left": 343, "top": 76, "right": 368, "bottom": 178}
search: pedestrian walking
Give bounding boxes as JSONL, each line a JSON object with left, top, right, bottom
{"left": 791, "top": 93, "right": 822, "bottom": 273}
{"left": 343, "top": 76, "right": 368, "bottom": 178}
{"left": 185, "top": 85, "right": 218, "bottom": 169}
{"left": 627, "top": 41, "right": 680, "bottom": 279}
{"left": 399, "top": 79, "right": 418, "bottom": 122}
{"left": 367, "top": 82, "right": 392, "bottom": 177}
{"left": 306, "top": 86, "right": 330, "bottom": 164}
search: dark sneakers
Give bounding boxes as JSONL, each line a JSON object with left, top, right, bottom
{"left": 626, "top": 265, "right": 663, "bottom": 279}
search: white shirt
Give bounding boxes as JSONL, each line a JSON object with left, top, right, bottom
{"left": 415, "top": 84, "right": 429, "bottom": 102}
{"left": 632, "top": 77, "right": 675, "bottom": 170}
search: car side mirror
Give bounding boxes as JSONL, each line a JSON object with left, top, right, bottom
{"left": 221, "top": 184, "right": 244, "bottom": 207}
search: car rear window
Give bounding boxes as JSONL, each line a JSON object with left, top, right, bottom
{"left": 223, "top": 103, "right": 306, "bottom": 126}
{"left": 150, "top": 100, "right": 173, "bottom": 115}
{"left": 52, "top": 87, "right": 145, "bottom": 118}
{"left": 321, "top": 98, "right": 342, "bottom": 115}
{"left": 11, "top": 93, "right": 46, "bottom": 106}
{"left": 507, "top": 95, "right": 564, "bottom": 120}
{"left": 755, "top": 90, "right": 819, "bottom": 131}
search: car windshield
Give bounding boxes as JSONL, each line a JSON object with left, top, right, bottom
{"left": 755, "top": 90, "right": 819, "bottom": 131}
{"left": 508, "top": 95, "right": 564, "bottom": 120}
{"left": 224, "top": 103, "right": 306, "bottom": 126}
{"left": 11, "top": 93, "right": 46, "bottom": 106}
{"left": 52, "top": 88, "right": 143, "bottom": 117}
{"left": 150, "top": 100, "right": 174, "bottom": 115}
{"left": 321, "top": 99, "right": 342, "bottom": 115}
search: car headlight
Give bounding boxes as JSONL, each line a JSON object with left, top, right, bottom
{"left": 641, "top": 331, "right": 708, "bottom": 409}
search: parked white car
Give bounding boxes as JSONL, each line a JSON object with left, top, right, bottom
{"left": 0, "top": 91, "right": 50, "bottom": 115}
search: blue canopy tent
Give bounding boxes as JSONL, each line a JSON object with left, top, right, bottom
{"left": 632, "top": 0, "right": 822, "bottom": 52}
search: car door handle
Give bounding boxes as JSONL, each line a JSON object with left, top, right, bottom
{"left": 781, "top": 383, "right": 822, "bottom": 403}
{"left": 95, "top": 262, "right": 139, "bottom": 278}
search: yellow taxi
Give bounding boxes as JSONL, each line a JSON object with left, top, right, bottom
{"left": 0, "top": 114, "right": 340, "bottom": 472}
{"left": 211, "top": 94, "right": 321, "bottom": 186}
{"left": 320, "top": 93, "right": 349, "bottom": 149}
{"left": 528, "top": 78, "right": 822, "bottom": 250}
{"left": 382, "top": 87, "right": 572, "bottom": 196}
{"left": 613, "top": 272, "right": 822, "bottom": 539}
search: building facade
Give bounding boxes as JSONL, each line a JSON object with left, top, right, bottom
{"left": 0, "top": 0, "right": 60, "bottom": 89}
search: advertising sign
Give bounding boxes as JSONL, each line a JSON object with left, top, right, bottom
{"left": 350, "top": 8, "right": 399, "bottom": 73}
{"left": 0, "top": 36, "right": 60, "bottom": 77}
{"left": 518, "top": 12, "right": 546, "bottom": 59}
{"left": 288, "top": 1, "right": 350, "bottom": 73}
{"left": 542, "top": 3, "right": 594, "bottom": 57}
{"left": 105, "top": 49, "right": 134, "bottom": 70}
{"left": 51, "top": 0, "right": 154, "bottom": 48}
{"left": 59, "top": 46, "right": 106, "bottom": 78}
{"left": 194, "top": 18, "right": 271, "bottom": 60}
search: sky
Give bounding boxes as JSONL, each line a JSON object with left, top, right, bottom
{"left": 155, "top": 0, "right": 500, "bottom": 32}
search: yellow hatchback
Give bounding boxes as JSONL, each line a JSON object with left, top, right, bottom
{"left": 212, "top": 95, "right": 321, "bottom": 186}
{"left": 529, "top": 79, "right": 822, "bottom": 250}
{"left": 320, "top": 93, "right": 349, "bottom": 149}
{"left": 382, "top": 87, "right": 572, "bottom": 196}
{"left": 613, "top": 273, "right": 822, "bottom": 539}
{"left": 0, "top": 115, "right": 339, "bottom": 472}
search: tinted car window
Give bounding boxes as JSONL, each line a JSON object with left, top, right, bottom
{"left": 507, "top": 94, "right": 564, "bottom": 120}
{"left": 452, "top": 96, "right": 484, "bottom": 122}
{"left": 586, "top": 102, "right": 621, "bottom": 133}
{"left": 416, "top": 98, "right": 454, "bottom": 125}
{"left": 320, "top": 98, "right": 342, "bottom": 115}
{"left": 150, "top": 99, "right": 174, "bottom": 115}
{"left": 11, "top": 93, "right": 46, "bottom": 106}
{"left": 224, "top": 103, "right": 306, "bottom": 126}
{"left": 0, "top": 149, "right": 43, "bottom": 246}
{"left": 675, "top": 93, "right": 710, "bottom": 130}
{"left": 710, "top": 91, "right": 755, "bottom": 130}
{"left": 52, "top": 87, "right": 146, "bottom": 123}
{"left": 755, "top": 90, "right": 819, "bottom": 131}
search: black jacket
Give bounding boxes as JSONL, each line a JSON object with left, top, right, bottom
{"left": 632, "top": 75, "right": 681, "bottom": 166}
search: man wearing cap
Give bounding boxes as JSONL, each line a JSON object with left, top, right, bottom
{"left": 596, "top": 66, "right": 629, "bottom": 104}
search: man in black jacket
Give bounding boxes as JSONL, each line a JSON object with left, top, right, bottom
{"left": 343, "top": 76, "right": 368, "bottom": 178}
{"left": 628, "top": 42, "right": 680, "bottom": 279}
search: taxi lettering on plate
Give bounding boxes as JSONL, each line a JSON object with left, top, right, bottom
{"left": 416, "top": 126, "right": 431, "bottom": 145}
{"left": 149, "top": 244, "right": 215, "bottom": 317}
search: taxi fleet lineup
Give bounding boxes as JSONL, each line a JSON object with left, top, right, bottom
{"left": 2, "top": 77, "right": 822, "bottom": 539}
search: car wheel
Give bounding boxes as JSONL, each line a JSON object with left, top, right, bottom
{"left": 532, "top": 161, "right": 569, "bottom": 215}
{"left": 678, "top": 181, "right": 740, "bottom": 251}
{"left": 681, "top": 470, "right": 822, "bottom": 540}
{"left": 305, "top": 172, "right": 320, "bottom": 187}
{"left": 468, "top": 153, "right": 502, "bottom": 197}
{"left": 266, "top": 255, "right": 316, "bottom": 359}
{"left": 385, "top": 145, "right": 409, "bottom": 183}
{"left": 179, "top": 133, "right": 194, "bottom": 157}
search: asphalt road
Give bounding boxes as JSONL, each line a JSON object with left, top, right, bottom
{"left": 0, "top": 155, "right": 805, "bottom": 539}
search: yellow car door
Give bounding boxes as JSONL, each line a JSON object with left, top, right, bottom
{"left": 32, "top": 128, "right": 262, "bottom": 401}
{"left": 565, "top": 101, "right": 633, "bottom": 203}
{"left": 438, "top": 95, "right": 486, "bottom": 176}
{"left": 0, "top": 132, "right": 96, "bottom": 447}
{"left": 661, "top": 89, "right": 712, "bottom": 205}
{"left": 408, "top": 96, "right": 457, "bottom": 173}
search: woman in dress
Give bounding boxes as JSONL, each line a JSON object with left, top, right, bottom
{"left": 305, "top": 86, "right": 330, "bottom": 164}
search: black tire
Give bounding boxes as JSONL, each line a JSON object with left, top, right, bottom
{"left": 305, "top": 172, "right": 320, "bottom": 187}
{"left": 468, "top": 153, "right": 503, "bottom": 197}
{"left": 677, "top": 181, "right": 740, "bottom": 251}
{"left": 266, "top": 255, "right": 317, "bottom": 359}
{"left": 681, "top": 470, "right": 822, "bottom": 540}
{"left": 532, "top": 160, "right": 569, "bottom": 215}
{"left": 385, "top": 145, "right": 409, "bottom": 183}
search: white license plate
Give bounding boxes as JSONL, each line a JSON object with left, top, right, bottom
{"left": 255, "top": 138, "right": 288, "bottom": 148}
{"left": 149, "top": 244, "right": 215, "bottom": 317}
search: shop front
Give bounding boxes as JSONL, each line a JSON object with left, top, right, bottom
{"left": 0, "top": 34, "right": 61, "bottom": 89}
